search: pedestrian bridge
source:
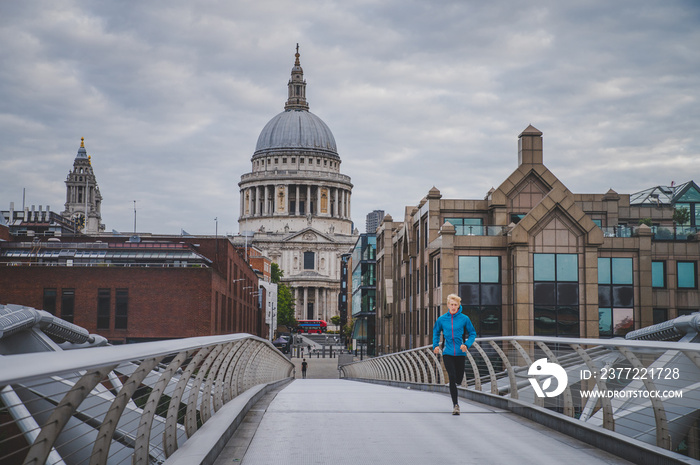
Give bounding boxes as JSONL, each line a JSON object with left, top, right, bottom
{"left": 1, "top": 304, "right": 699, "bottom": 464}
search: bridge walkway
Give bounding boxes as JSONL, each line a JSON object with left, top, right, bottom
{"left": 215, "top": 379, "right": 632, "bottom": 465}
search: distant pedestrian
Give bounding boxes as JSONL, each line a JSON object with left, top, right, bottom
{"left": 433, "top": 293, "right": 476, "bottom": 415}
{"left": 301, "top": 358, "right": 308, "bottom": 379}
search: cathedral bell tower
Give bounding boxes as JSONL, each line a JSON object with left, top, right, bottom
{"left": 62, "top": 138, "right": 104, "bottom": 234}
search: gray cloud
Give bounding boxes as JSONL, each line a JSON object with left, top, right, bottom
{"left": 1, "top": 0, "right": 698, "bottom": 236}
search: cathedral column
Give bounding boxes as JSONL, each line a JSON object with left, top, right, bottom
{"left": 334, "top": 188, "right": 339, "bottom": 218}
{"left": 267, "top": 184, "right": 272, "bottom": 215}
{"left": 315, "top": 287, "right": 320, "bottom": 320}
{"left": 258, "top": 186, "right": 263, "bottom": 216}
{"left": 306, "top": 185, "right": 311, "bottom": 215}
{"left": 303, "top": 287, "right": 308, "bottom": 320}
{"left": 295, "top": 185, "right": 300, "bottom": 215}
{"left": 253, "top": 186, "right": 258, "bottom": 216}
{"left": 347, "top": 191, "right": 351, "bottom": 219}
{"left": 262, "top": 185, "right": 267, "bottom": 215}
{"left": 317, "top": 186, "right": 322, "bottom": 215}
{"left": 240, "top": 190, "right": 244, "bottom": 219}
{"left": 340, "top": 190, "right": 345, "bottom": 218}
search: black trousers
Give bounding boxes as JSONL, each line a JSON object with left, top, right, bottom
{"left": 442, "top": 355, "right": 466, "bottom": 405}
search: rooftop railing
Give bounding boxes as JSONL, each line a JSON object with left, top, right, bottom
{"left": 454, "top": 225, "right": 508, "bottom": 236}
{"left": 340, "top": 335, "right": 700, "bottom": 462}
{"left": 0, "top": 333, "right": 294, "bottom": 465}
{"left": 600, "top": 225, "right": 699, "bottom": 240}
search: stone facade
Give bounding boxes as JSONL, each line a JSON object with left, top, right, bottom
{"left": 376, "top": 125, "right": 700, "bottom": 353}
{"left": 61, "top": 138, "right": 104, "bottom": 234}
{"left": 238, "top": 47, "right": 358, "bottom": 323}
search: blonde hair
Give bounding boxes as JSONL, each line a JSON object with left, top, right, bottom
{"left": 446, "top": 294, "right": 461, "bottom": 305}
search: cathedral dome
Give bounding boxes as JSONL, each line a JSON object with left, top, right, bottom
{"left": 254, "top": 110, "right": 338, "bottom": 157}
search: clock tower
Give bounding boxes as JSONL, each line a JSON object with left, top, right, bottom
{"left": 61, "top": 138, "right": 104, "bottom": 234}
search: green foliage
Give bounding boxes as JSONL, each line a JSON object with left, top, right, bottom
{"left": 271, "top": 263, "right": 283, "bottom": 284}
{"left": 638, "top": 218, "right": 653, "bottom": 226}
{"left": 343, "top": 317, "right": 354, "bottom": 341}
{"left": 673, "top": 206, "right": 691, "bottom": 225}
{"left": 276, "top": 283, "right": 297, "bottom": 328}
{"left": 330, "top": 315, "right": 341, "bottom": 326}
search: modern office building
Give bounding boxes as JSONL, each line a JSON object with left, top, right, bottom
{"left": 376, "top": 125, "right": 699, "bottom": 353}
{"left": 349, "top": 233, "right": 377, "bottom": 355}
{"left": 338, "top": 252, "right": 351, "bottom": 340}
{"left": 237, "top": 46, "right": 358, "bottom": 324}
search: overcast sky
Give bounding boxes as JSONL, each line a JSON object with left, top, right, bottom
{"left": 1, "top": 0, "right": 699, "bottom": 236}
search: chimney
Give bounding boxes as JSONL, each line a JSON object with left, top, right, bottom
{"left": 518, "top": 124, "right": 543, "bottom": 166}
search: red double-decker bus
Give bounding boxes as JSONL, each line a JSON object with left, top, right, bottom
{"left": 296, "top": 319, "right": 327, "bottom": 334}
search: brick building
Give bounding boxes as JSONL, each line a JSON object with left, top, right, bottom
{"left": 0, "top": 235, "right": 265, "bottom": 343}
{"left": 376, "top": 125, "right": 699, "bottom": 353}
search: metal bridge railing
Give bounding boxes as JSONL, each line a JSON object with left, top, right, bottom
{"left": 340, "top": 336, "right": 700, "bottom": 461}
{"left": 0, "top": 333, "right": 294, "bottom": 465}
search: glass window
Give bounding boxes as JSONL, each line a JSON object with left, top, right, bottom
{"left": 613, "top": 308, "right": 634, "bottom": 336}
{"left": 677, "top": 261, "right": 697, "bottom": 288}
{"left": 97, "top": 289, "right": 110, "bottom": 330}
{"left": 458, "top": 256, "right": 502, "bottom": 336}
{"left": 598, "top": 257, "right": 634, "bottom": 337}
{"left": 115, "top": 289, "right": 128, "bottom": 330}
{"left": 445, "top": 218, "right": 483, "bottom": 235}
{"left": 534, "top": 254, "right": 555, "bottom": 281}
{"left": 304, "top": 251, "right": 315, "bottom": 270}
{"left": 612, "top": 258, "right": 633, "bottom": 284}
{"left": 61, "top": 289, "right": 75, "bottom": 323}
{"left": 652, "top": 261, "right": 665, "bottom": 288}
{"left": 598, "top": 308, "right": 612, "bottom": 337}
{"left": 599, "top": 307, "right": 634, "bottom": 337}
{"left": 43, "top": 289, "right": 57, "bottom": 315}
{"left": 556, "top": 254, "right": 578, "bottom": 282}
{"left": 598, "top": 258, "right": 611, "bottom": 284}
{"left": 653, "top": 308, "right": 668, "bottom": 325}
{"left": 458, "top": 256, "right": 479, "bottom": 283}
{"left": 481, "top": 257, "right": 500, "bottom": 283}
{"left": 534, "top": 254, "right": 579, "bottom": 337}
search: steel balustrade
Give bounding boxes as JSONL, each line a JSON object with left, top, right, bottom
{"left": 340, "top": 336, "right": 700, "bottom": 460}
{"left": 0, "top": 333, "right": 293, "bottom": 465}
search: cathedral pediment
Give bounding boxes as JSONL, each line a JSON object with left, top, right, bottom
{"left": 283, "top": 227, "right": 335, "bottom": 243}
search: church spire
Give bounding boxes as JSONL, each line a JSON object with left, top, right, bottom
{"left": 285, "top": 44, "right": 309, "bottom": 111}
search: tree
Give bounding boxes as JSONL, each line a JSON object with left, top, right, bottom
{"left": 342, "top": 317, "right": 354, "bottom": 344}
{"left": 673, "top": 206, "right": 691, "bottom": 239}
{"left": 673, "top": 206, "right": 690, "bottom": 226}
{"left": 276, "top": 283, "right": 297, "bottom": 328}
{"left": 330, "top": 315, "right": 341, "bottom": 326}
{"left": 638, "top": 218, "right": 653, "bottom": 227}
{"left": 270, "top": 263, "right": 296, "bottom": 328}
{"left": 271, "top": 262, "right": 283, "bottom": 284}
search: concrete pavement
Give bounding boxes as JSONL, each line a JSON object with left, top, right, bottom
{"left": 234, "top": 379, "right": 632, "bottom": 465}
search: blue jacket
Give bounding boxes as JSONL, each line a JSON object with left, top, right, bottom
{"left": 432, "top": 309, "right": 477, "bottom": 356}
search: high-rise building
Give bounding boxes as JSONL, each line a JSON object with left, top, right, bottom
{"left": 366, "top": 210, "right": 385, "bottom": 234}
{"left": 237, "top": 46, "right": 358, "bottom": 323}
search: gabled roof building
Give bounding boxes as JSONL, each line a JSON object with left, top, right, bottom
{"left": 376, "top": 125, "right": 699, "bottom": 353}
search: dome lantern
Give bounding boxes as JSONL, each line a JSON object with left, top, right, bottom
{"left": 285, "top": 44, "right": 309, "bottom": 111}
